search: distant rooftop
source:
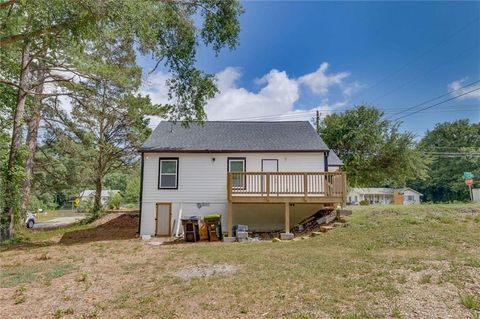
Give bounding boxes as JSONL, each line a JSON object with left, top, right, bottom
{"left": 350, "top": 188, "right": 422, "bottom": 195}
{"left": 328, "top": 150, "right": 343, "bottom": 166}
{"left": 139, "top": 121, "right": 331, "bottom": 152}
{"left": 79, "top": 190, "right": 120, "bottom": 197}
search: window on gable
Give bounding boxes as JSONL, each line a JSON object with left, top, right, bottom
{"left": 159, "top": 158, "right": 178, "bottom": 189}
{"left": 228, "top": 158, "right": 246, "bottom": 189}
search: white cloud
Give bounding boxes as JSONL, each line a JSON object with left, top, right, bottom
{"left": 297, "top": 62, "right": 350, "bottom": 96}
{"left": 141, "top": 62, "right": 358, "bottom": 126}
{"left": 205, "top": 67, "right": 299, "bottom": 120}
{"left": 141, "top": 72, "right": 171, "bottom": 105}
{"left": 448, "top": 78, "right": 480, "bottom": 100}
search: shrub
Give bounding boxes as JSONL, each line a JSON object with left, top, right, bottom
{"left": 359, "top": 199, "right": 370, "bottom": 206}
{"left": 108, "top": 192, "right": 123, "bottom": 209}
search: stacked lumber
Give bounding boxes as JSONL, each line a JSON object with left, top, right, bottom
{"left": 291, "top": 208, "right": 343, "bottom": 236}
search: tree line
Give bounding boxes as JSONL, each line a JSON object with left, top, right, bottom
{"left": 0, "top": 0, "right": 243, "bottom": 241}
{"left": 319, "top": 106, "right": 480, "bottom": 202}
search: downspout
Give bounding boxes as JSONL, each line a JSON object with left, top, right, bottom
{"left": 324, "top": 151, "right": 329, "bottom": 172}
{"left": 138, "top": 152, "right": 144, "bottom": 235}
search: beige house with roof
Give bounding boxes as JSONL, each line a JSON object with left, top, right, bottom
{"left": 348, "top": 187, "right": 422, "bottom": 205}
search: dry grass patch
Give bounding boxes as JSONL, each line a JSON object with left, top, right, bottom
{"left": 0, "top": 204, "right": 479, "bottom": 318}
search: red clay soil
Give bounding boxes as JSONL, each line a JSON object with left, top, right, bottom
{"left": 59, "top": 213, "right": 138, "bottom": 245}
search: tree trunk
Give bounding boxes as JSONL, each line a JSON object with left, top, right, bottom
{"left": 1, "top": 45, "right": 31, "bottom": 241}
{"left": 20, "top": 70, "right": 45, "bottom": 214}
{"left": 93, "top": 173, "right": 103, "bottom": 216}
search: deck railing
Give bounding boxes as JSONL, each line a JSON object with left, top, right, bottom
{"left": 227, "top": 172, "right": 346, "bottom": 203}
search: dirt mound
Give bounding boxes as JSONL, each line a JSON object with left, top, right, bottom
{"left": 59, "top": 213, "right": 138, "bottom": 245}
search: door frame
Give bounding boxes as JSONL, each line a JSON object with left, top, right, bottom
{"left": 155, "top": 202, "right": 172, "bottom": 237}
{"left": 261, "top": 159, "right": 279, "bottom": 172}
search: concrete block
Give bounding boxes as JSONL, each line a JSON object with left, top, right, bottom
{"left": 338, "top": 209, "right": 353, "bottom": 216}
{"left": 236, "top": 231, "right": 248, "bottom": 239}
{"left": 280, "top": 232, "right": 294, "bottom": 240}
{"left": 320, "top": 226, "right": 334, "bottom": 233}
{"left": 141, "top": 235, "right": 151, "bottom": 241}
{"left": 223, "top": 237, "right": 236, "bottom": 243}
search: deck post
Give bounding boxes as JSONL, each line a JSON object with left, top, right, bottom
{"left": 227, "top": 173, "right": 232, "bottom": 202}
{"left": 342, "top": 172, "right": 347, "bottom": 208}
{"left": 227, "top": 202, "right": 233, "bottom": 237}
{"left": 285, "top": 202, "right": 290, "bottom": 233}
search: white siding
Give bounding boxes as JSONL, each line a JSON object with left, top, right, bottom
{"left": 140, "top": 152, "right": 325, "bottom": 235}
{"left": 403, "top": 190, "right": 421, "bottom": 205}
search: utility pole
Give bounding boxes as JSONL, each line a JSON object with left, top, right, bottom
{"left": 316, "top": 110, "right": 320, "bottom": 134}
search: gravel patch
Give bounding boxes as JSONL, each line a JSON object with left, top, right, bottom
{"left": 175, "top": 264, "right": 237, "bottom": 279}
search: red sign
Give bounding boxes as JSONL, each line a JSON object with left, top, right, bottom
{"left": 465, "top": 178, "right": 473, "bottom": 186}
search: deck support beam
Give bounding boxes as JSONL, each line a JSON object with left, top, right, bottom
{"left": 227, "top": 202, "right": 233, "bottom": 237}
{"left": 285, "top": 202, "right": 290, "bottom": 233}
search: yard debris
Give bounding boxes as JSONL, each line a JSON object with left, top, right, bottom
{"left": 310, "top": 231, "right": 322, "bottom": 237}
{"left": 320, "top": 226, "right": 334, "bottom": 233}
{"left": 175, "top": 264, "right": 236, "bottom": 279}
{"left": 272, "top": 238, "right": 281, "bottom": 242}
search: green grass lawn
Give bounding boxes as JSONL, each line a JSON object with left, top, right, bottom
{"left": 1, "top": 203, "right": 479, "bottom": 319}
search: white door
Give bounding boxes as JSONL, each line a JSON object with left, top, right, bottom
{"left": 156, "top": 203, "right": 171, "bottom": 236}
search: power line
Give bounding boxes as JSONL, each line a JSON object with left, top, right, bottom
{"left": 393, "top": 86, "right": 480, "bottom": 121}
{"left": 347, "top": 16, "right": 480, "bottom": 106}
{"left": 390, "top": 79, "right": 480, "bottom": 117}
{"left": 220, "top": 104, "right": 478, "bottom": 122}
{"left": 370, "top": 43, "right": 479, "bottom": 106}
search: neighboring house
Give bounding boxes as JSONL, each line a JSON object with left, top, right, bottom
{"left": 138, "top": 121, "right": 347, "bottom": 237}
{"left": 327, "top": 151, "right": 343, "bottom": 172}
{"left": 473, "top": 188, "right": 480, "bottom": 202}
{"left": 347, "top": 188, "right": 422, "bottom": 205}
{"left": 79, "top": 189, "right": 120, "bottom": 205}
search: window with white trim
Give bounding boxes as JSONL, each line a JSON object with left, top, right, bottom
{"left": 228, "top": 158, "right": 246, "bottom": 189}
{"left": 158, "top": 158, "right": 178, "bottom": 189}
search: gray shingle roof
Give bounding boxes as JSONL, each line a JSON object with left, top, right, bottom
{"left": 139, "top": 121, "right": 330, "bottom": 152}
{"left": 328, "top": 151, "right": 343, "bottom": 166}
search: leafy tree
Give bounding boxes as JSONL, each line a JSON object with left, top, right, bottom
{"left": 0, "top": 0, "right": 242, "bottom": 240}
{"left": 319, "top": 105, "right": 429, "bottom": 187}
{"left": 123, "top": 176, "right": 141, "bottom": 205}
{"left": 44, "top": 38, "right": 161, "bottom": 216}
{"left": 104, "top": 173, "right": 129, "bottom": 194}
{"left": 409, "top": 120, "right": 480, "bottom": 202}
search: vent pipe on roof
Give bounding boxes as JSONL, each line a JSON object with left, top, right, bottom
{"left": 170, "top": 124, "right": 174, "bottom": 133}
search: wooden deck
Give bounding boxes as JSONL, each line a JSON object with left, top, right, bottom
{"left": 226, "top": 172, "right": 347, "bottom": 236}
{"left": 227, "top": 172, "right": 347, "bottom": 204}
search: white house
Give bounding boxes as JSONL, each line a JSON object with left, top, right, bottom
{"left": 347, "top": 187, "right": 422, "bottom": 205}
{"left": 79, "top": 189, "right": 120, "bottom": 205}
{"left": 138, "top": 121, "right": 346, "bottom": 237}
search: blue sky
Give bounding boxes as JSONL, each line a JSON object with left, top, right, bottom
{"left": 140, "top": 1, "right": 480, "bottom": 137}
